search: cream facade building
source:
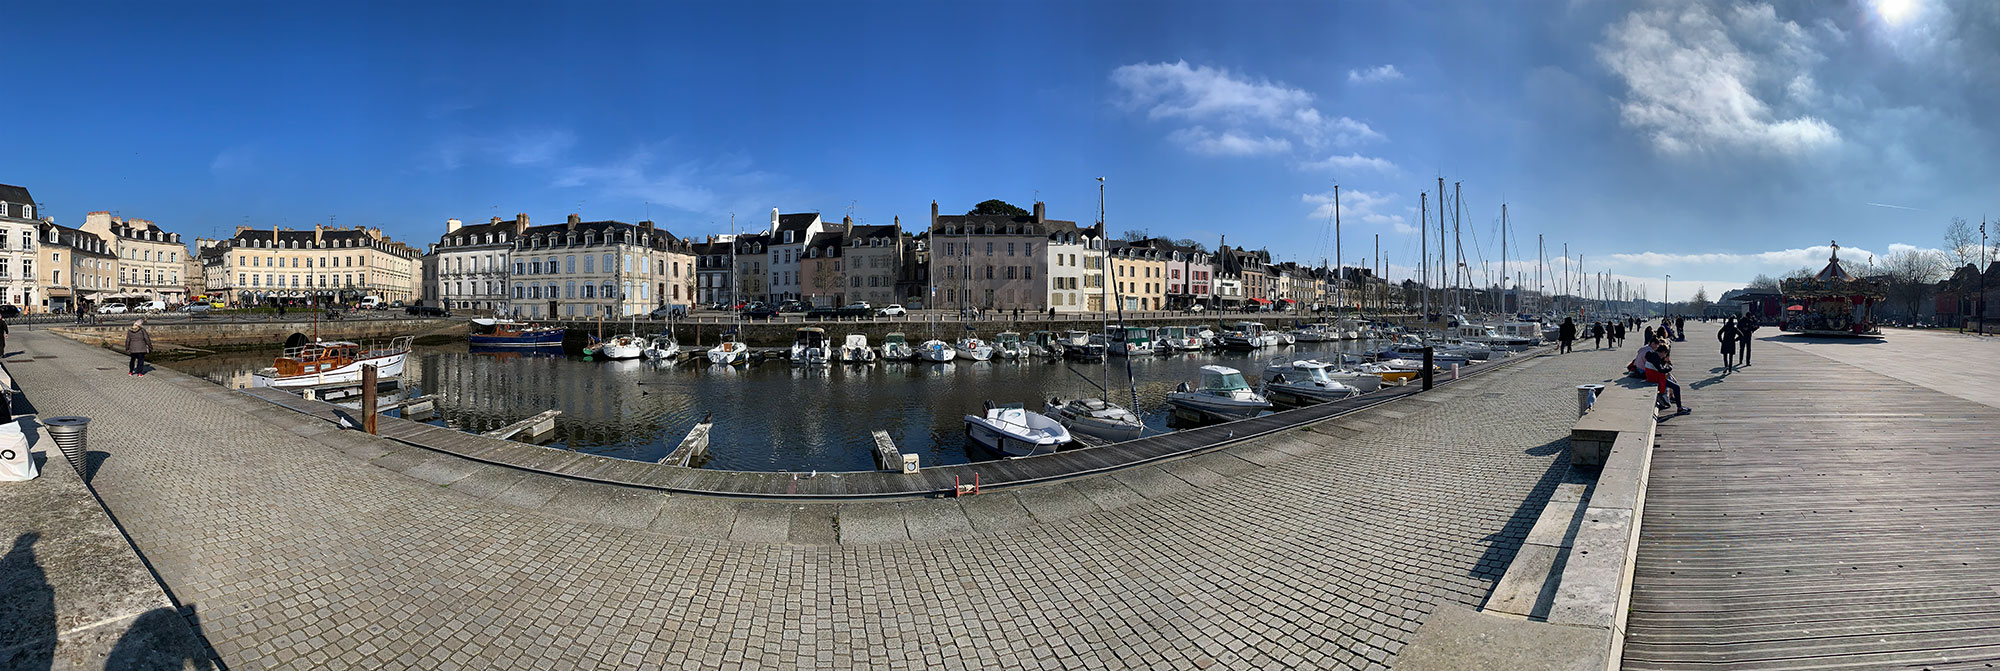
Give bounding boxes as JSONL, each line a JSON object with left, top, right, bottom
{"left": 80, "top": 212, "right": 188, "bottom": 305}
{"left": 0, "top": 184, "right": 42, "bottom": 310}
{"left": 36, "top": 222, "right": 118, "bottom": 313}
{"left": 1109, "top": 243, "right": 1168, "bottom": 311}
{"left": 434, "top": 214, "right": 526, "bottom": 313}
{"left": 202, "top": 224, "right": 423, "bottom": 306}
{"left": 507, "top": 215, "right": 695, "bottom": 319}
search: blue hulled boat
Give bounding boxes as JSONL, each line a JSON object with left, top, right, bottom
{"left": 468, "top": 318, "right": 567, "bottom": 348}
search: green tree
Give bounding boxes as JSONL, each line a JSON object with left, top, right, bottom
{"left": 967, "top": 199, "right": 1028, "bottom": 217}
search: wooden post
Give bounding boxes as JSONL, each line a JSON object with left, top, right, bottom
{"left": 361, "top": 364, "right": 379, "bottom": 435}
{"left": 1421, "top": 346, "right": 1434, "bottom": 391}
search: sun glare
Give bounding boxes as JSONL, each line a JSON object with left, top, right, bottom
{"left": 1875, "top": 0, "right": 1918, "bottom": 25}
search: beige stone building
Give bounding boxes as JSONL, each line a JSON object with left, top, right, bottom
{"left": 1109, "top": 242, "right": 1168, "bottom": 311}
{"left": 202, "top": 224, "right": 423, "bottom": 306}
{"left": 0, "top": 184, "right": 42, "bottom": 311}
{"left": 80, "top": 212, "right": 188, "bottom": 305}
{"left": 507, "top": 215, "right": 695, "bottom": 319}
{"left": 36, "top": 222, "right": 118, "bottom": 313}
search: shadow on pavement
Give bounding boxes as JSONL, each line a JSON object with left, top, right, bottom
{"left": 0, "top": 532, "right": 55, "bottom": 671}
{"left": 1472, "top": 438, "right": 1574, "bottom": 583}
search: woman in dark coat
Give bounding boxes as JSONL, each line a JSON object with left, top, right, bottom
{"left": 1718, "top": 318, "right": 1738, "bottom": 372}
{"left": 126, "top": 320, "right": 153, "bottom": 375}
{"left": 1557, "top": 317, "right": 1576, "bottom": 354}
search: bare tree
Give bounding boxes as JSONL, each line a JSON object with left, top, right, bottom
{"left": 1781, "top": 266, "right": 1816, "bottom": 281}
{"left": 1881, "top": 249, "right": 1946, "bottom": 319}
{"left": 1117, "top": 228, "right": 1152, "bottom": 243}
{"left": 1688, "top": 286, "right": 1712, "bottom": 313}
{"left": 1945, "top": 218, "right": 1979, "bottom": 271}
{"left": 1748, "top": 274, "right": 1779, "bottom": 290}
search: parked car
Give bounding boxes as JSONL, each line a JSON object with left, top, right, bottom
{"left": 842, "top": 301, "right": 871, "bottom": 311}
{"left": 876, "top": 304, "right": 907, "bottom": 316}
{"left": 648, "top": 304, "right": 689, "bottom": 319}
{"left": 181, "top": 303, "right": 212, "bottom": 313}
{"left": 405, "top": 305, "right": 449, "bottom": 317}
{"left": 137, "top": 300, "right": 168, "bottom": 313}
{"left": 99, "top": 304, "right": 129, "bottom": 314}
{"left": 1185, "top": 304, "right": 1206, "bottom": 313}
{"left": 739, "top": 302, "right": 779, "bottom": 320}
{"left": 0, "top": 305, "right": 18, "bottom": 318}
{"left": 776, "top": 300, "right": 807, "bottom": 314}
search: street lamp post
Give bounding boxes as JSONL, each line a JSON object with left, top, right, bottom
{"left": 1664, "top": 274, "right": 1671, "bottom": 318}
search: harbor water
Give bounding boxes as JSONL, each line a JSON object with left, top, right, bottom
{"left": 170, "top": 336, "right": 1396, "bottom": 472}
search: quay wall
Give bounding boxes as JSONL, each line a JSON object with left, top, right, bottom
{"left": 50, "top": 318, "right": 467, "bottom": 349}
{"left": 575, "top": 313, "right": 1431, "bottom": 348}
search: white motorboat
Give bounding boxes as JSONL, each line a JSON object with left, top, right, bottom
{"left": 992, "top": 332, "right": 1024, "bottom": 359}
{"left": 881, "top": 332, "right": 916, "bottom": 361}
{"left": 1044, "top": 397, "right": 1145, "bottom": 443}
{"left": 955, "top": 336, "right": 994, "bottom": 361}
{"left": 1024, "top": 331, "right": 1065, "bottom": 359}
{"left": 1107, "top": 327, "right": 1154, "bottom": 356}
{"left": 838, "top": 333, "right": 876, "bottom": 363}
{"left": 642, "top": 335, "right": 681, "bottom": 360}
{"left": 964, "top": 402, "right": 1072, "bottom": 457}
{"left": 251, "top": 334, "right": 412, "bottom": 388}
{"left": 1059, "top": 330, "right": 1104, "bottom": 361}
{"left": 1220, "top": 322, "right": 1275, "bottom": 350}
{"left": 1165, "top": 365, "right": 1272, "bottom": 421}
{"left": 706, "top": 341, "right": 750, "bottom": 365}
{"left": 919, "top": 339, "right": 958, "bottom": 362}
{"left": 1372, "top": 335, "right": 1472, "bottom": 366}
{"left": 1293, "top": 323, "right": 1338, "bottom": 342}
{"left": 1260, "top": 360, "right": 1362, "bottom": 406}
{"left": 1493, "top": 322, "right": 1544, "bottom": 347}
{"left": 1333, "top": 318, "right": 1371, "bottom": 341}
{"left": 791, "top": 327, "right": 832, "bottom": 366}
{"left": 1292, "top": 359, "right": 1384, "bottom": 393}
{"left": 594, "top": 334, "right": 646, "bottom": 360}
{"left": 1155, "top": 326, "right": 1205, "bottom": 351}
{"left": 1448, "top": 324, "right": 1531, "bottom": 352}
{"left": 1194, "top": 325, "right": 1221, "bottom": 348}
{"left": 1271, "top": 330, "right": 1296, "bottom": 346}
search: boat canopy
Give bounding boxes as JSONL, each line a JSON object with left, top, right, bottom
{"left": 1200, "top": 365, "right": 1251, "bottom": 391}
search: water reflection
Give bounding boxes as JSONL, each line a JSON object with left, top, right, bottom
{"left": 171, "top": 338, "right": 1392, "bottom": 472}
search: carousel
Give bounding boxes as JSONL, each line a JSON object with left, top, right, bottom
{"left": 1779, "top": 241, "right": 1885, "bottom": 338}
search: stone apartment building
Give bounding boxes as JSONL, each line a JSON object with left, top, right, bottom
{"left": 202, "top": 224, "right": 423, "bottom": 306}
{"left": 506, "top": 215, "right": 692, "bottom": 319}
{"left": 1109, "top": 242, "right": 1167, "bottom": 311}
{"left": 800, "top": 229, "right": 847, "bottom": 308}
{"left": 764, "top": 210, "right": 827, "bottom": 303}
{"left": 35, "top": 222, "right": 117, "bottom": 313}
{"left": 842, "top": 222, "right": 902, "bottom": 308}
{"left": 730, "top": 233, "right": 770, "bottom": 305}
{"left": 184, "top": 254, "right": 206, "bottom": 301}
{"left": 0, "top": 184, "right": 44, "bottom": 310}
{"left": 692, "top": 236, "right": 734, "bottom": 305}
{"left": 433, "top": 214, "right": 527, "bottom": 313}
{"left": 1126, "top": 239, "right": 1213, "bottom": 310}
{"left": 1219, "top": 246, "right": 1273, "bottom": 309}
{"left": 81, "top": 212, "right": 187, "bottom": 305}
{"left": 931, "top": 201, "right": 1104, "bottom": 313}
{"left": 897, "top": 231, "right": 930, "bottom": 307}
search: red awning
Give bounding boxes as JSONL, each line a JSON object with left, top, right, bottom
{"left": 1249, "top": 297, "right": 1272, "bottom": 304}
{"left": 1277, "top": 298, "right": 1296, "bottom": 303}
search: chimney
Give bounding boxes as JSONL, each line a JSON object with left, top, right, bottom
{"left": 490, "top": 216, "right": 503, "bottom": 225}
{"left": 1033, "top": 201, "right": 1046, "bottom": 222}
{"left": 446, "top": 218, "right": 462, "bottom": 233}
{"left": 770, "top": 207, "right": 780, "bottom": 233}
{"left": 566, "top": 213, "right": 581, "bottom": 230}
{"left": 930, "top": 201, "right": 938, "bottom": 228}
{"left": 314, "top": 222, "right": 324, "bottom": 245}
{"left": 842, "top": 215, "right": 853, "bottom": 235}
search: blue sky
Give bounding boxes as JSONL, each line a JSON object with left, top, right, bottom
{"left": 9, "top": 0, "right": 1999, "bottom": 301}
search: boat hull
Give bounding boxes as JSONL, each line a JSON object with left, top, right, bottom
{"left": 964, "top": 417, "right": 1067, "bottom": 458}
{"left": 469, "top": 330, "right": 566, "bottom": 347}
{"left": 1164, "top": 394, "right": 1269, "bottom": 421}
{"left": 253, "top": 351, "right": 407, "bottom": 388}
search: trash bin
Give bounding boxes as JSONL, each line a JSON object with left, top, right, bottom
{"left": 42, "top": 416, "right": 90, "bottom": 479}
{"left": 1576, "top": 384, "right": 1605, "bottom": 416}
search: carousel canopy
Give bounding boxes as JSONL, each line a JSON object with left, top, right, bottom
{"left": 1782, "top": 241, "right": 1884, "bottom": 299}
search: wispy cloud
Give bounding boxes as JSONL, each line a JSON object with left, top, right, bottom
{"left": 1167, "top": 127, "right": 1292, "bottom": 156}
{"left": 552, "top": 145, "right": 780, "bottom": 217}
{"left": 1300, "top": 152, "right": 1400, "bottom": 174}
{"left": 1596, "top": 2, "right": 1838, "bottom": 156}
{"left": 1110, "top": 60, "right": 1382, "bottom": 158}
{"left": 1347, "top": 64, "right": 1403, "bottom": 84}
{"left": 427, "top": 129, "right": 577, "bottom": 170}
{"left": 1864, "top": 201, "right": 1926, "bottom": 212}
{"left": 1302, "top": 189, "right": 1417, "bottom": 234}
{"left": 210, "top": 146, "right": 257, "bottom": 176}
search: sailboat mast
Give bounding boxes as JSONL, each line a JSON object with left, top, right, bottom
{"left": 1333, "top": 184, "right": 1343, "bottom": 316}
{"left": 1453, "top": 181, "right": 1464, "bottom": 315}
{"left": 1436, "top": 177, "right": 1445, "bottom": 317}
{"left": 1420, "top": 192, "right": 1429, "bottom": 319}
{"left": 1501, "top": 203, "right": 1508, "bottom": 314}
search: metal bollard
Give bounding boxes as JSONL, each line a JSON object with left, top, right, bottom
{"left": 43, "top": 416, "right": 91, "bottom": 478}
{"left": 1576, "top": 384, "right": 1605, "bottom": 416}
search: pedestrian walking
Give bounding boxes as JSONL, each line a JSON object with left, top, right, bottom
{"left": 1719, "top": 318, "right": 1738, "bottom": 372}
{"left": 1558, "top": 317, "right": 1576, "bottom": 354}
{"left": 1737, "top": 315, "right": 1757, "bottom": 365}
{"left": 126, "top": 319, "right": 153, "bottom": 376}
{"left": 1048, "top": 307, "right": 1056, "bottom": 319}
{"left": 1676, "top": 315, "right": 1686, "bottom": 341}
{"left": 0, "top": 313, "right": 9, "bottom": 357}
{"left": 1613, "top": 321, "right": 1626, "bottom": 347}
{"left": 1591, "top": 321, "right": 1604, "bottom": 349}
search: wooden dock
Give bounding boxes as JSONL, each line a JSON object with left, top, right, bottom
{"left": 240, "top": 347, "right": 1545, "bottom": 499}
{"left": 1624, "top": 328, "right": 2000, "bottom": 669}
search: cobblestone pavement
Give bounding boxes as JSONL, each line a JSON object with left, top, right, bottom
{"left": 7, "top": 331, "right": 1633, "bottom": 670}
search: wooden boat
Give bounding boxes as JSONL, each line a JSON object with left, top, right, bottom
{"left": 252, "top": 334, "right": 412, "bottom": 388}
{"left": 468, "top": 318, "right": 565, "bottom": 348}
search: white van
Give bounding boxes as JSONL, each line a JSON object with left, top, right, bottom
{"left": 360, "top": 296, "right": 383, "bottom": 309}
{"left": 137, "top": 300, "right": 168, "bottom": 313}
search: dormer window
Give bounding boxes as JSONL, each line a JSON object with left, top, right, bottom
{"left": 784, "top": 231, "right": 794, "bottom": 244}
{"left": 20, "top": 205, "right": 30, "bottom": 219}
{"left": 984, "top": 225, "right": 994, "bottom": 234}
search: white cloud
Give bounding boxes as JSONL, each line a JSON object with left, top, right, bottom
{"left": 1347, "top": 64, "right": 1404, "bottom": 84}
{"left": 1300, "top": 152, "right": 1400, "bottom": 174}
{"left": 1167, "top": 127, "right": 1292, "bottom": 156}
{"left": 1302, "top": 189, "right": 1417, "bottom": 234}
{"left": 1596, "top": 2, "right": 1839, "bottom": 156}
{"left": 1110, "top": 60, "right": 1382, "bottom": 157}
{"left": 553, "top": 146, "right": 777, "bottom": 216}
{"left": 429, "top": 129, "right": 576, "bottom": 170}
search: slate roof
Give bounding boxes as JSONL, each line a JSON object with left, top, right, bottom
{"left": 0, "top": 183, "right": 34, "bottom": 219}
{"left": 775, "top": 213, "right": 821, "bottom": 235}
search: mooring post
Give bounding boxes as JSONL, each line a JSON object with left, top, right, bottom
{"left": 1421, "top": 346, "right": 1434, "bottom": 391}
{"left": 361, "top": 364, "right": 379, "bottom": 435}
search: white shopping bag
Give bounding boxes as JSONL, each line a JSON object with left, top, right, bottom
{"left": 0, "top": 422, "right": 35, "bottom": 482}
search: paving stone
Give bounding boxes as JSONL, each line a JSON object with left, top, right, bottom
{"left": 728, "top": 503, "right": 792, "bottom": 543}
{"left": 900, "top": 500, "right": 974, "bottom": 541}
